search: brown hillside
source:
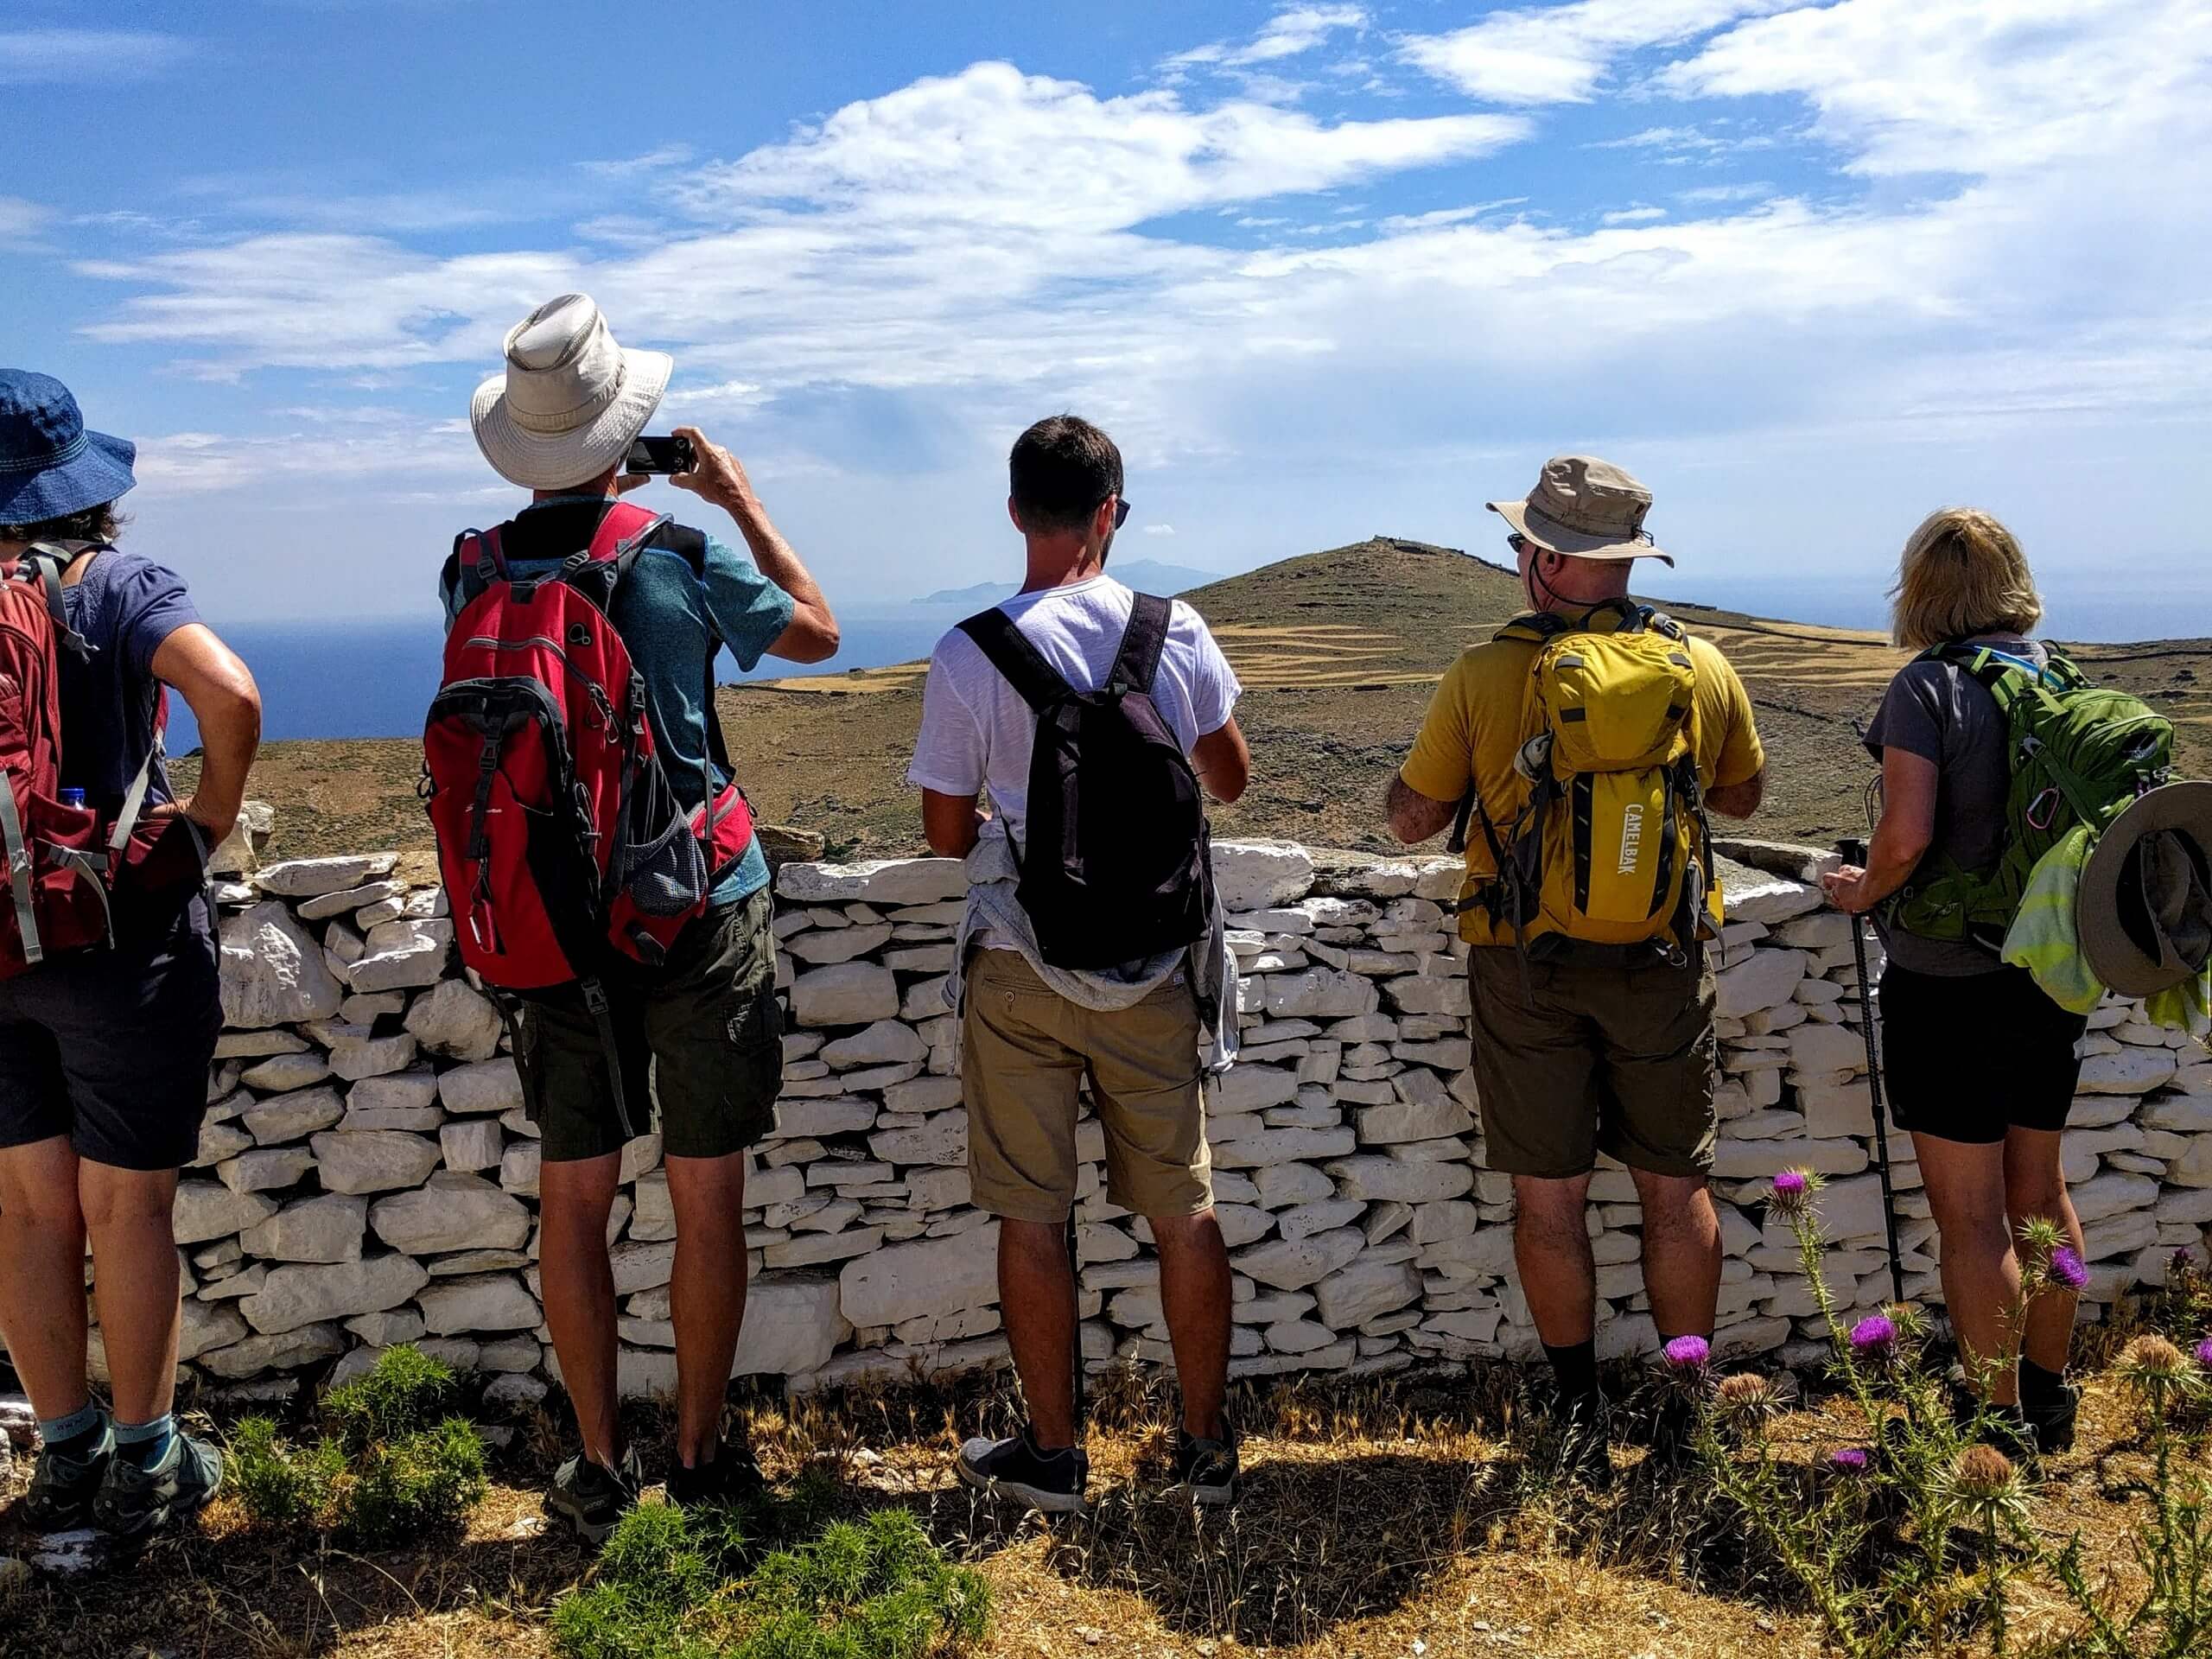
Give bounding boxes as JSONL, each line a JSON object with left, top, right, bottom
{"left": 196, "top": 537, "right": 2212, "bottom": 867}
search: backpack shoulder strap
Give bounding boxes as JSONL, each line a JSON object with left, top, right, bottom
{"left": 649, "top": 521, "right": 736, "bottom": 777}
{"left": 19, "top": 543, "right": 95, "bottom": 658}
{"left": 1494, "top": 611, "right": 1568, "bottom": 645}
{"left": 959, "top": 607, "right": 1070, "bottom": 715}
{"left": 587, "top": 500, "right": 668, "bottom": 565}
{"left": 1109, "top": 593, "right": 1173, "bottom": 696}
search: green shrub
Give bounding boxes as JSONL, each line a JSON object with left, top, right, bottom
{"left": 551, "top": 1501, "right": 988, "bottom": 1659}
{"left": 227, "top": 1415, "right": 340, "bottom": 1530}
{"left": 224, "top": 1347, "right": 488, "bottom": 1548}
{"left": 323, "top": 1343, "right": 461, "bottom": 1452}
{"left": 334, "top": 1416, "right": 488, "bottom": 1548}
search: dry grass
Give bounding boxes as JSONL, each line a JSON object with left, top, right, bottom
{"left": 3, "top": 1345, "right": 2199, "bottom": 1659}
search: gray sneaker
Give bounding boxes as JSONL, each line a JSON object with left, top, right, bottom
{"left": 91, "top": 1429, "right": 223, "bottom": 1542}
{"left": 22, "top": 1421, "right": 115, "bottom": 1533}
{"left": 544, "top": 1446, "right": 645, "bottom": 1546}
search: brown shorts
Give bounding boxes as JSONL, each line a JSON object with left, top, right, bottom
{"left": 515, "top": 887, "right": 784, "bottom": 1164}
{"left": 960, "top": 949, "right": 1214, "bottom": 1224}
{"left": 1465, "top": 944, "right": 1718, "bottom": 1180}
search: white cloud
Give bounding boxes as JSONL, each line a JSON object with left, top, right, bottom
{"left": 1398, "top": 1, "right": 1788, "bottom": 105}
{"left": 1168, "top": 4, "right": 1367, "bottom": 69}
{"left": 0, "top": 194, "right": 51, "bottom": 245}
{"left": 1675, "top": 181, "right": 1772, "bottom": 203}
{"left": 51, "top": 3, "right": 2212, "bottom": 616}
{"left": 0, "top": 28, "right": 192, "bottom": 85}
{"left": 1143, "top": 523, "right": 1178, "bottom": 537}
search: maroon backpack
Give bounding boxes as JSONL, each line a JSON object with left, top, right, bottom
{"left": 424, "top": 502, "right": 753, "bottom": 1125}
{"left": 0, "top": 545, "right": 207, "bottom": 979}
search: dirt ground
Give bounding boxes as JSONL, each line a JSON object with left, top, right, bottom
{"left": 0, "top": 1354, "right": 2196, "bottom": 1659}
{"left": 188, "top": 537, "right": 2212, "bottom": 870}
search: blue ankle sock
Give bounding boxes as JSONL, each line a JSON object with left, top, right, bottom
{"left": 113, "top": 1414, "right": 175, "bottom": 1471}
{"left": 38, "top": 1402, "right": 105, "bottom": 1454}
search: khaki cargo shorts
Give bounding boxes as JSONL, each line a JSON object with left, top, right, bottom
{"left": 514, "top": 886, "right": 784, "bottom": 1164}
{"left": 1465, "top": 944, "right": 1718, "bottom": 1180}
{"left": 961, "top": 948, "right": 1214, "bottom": 1224}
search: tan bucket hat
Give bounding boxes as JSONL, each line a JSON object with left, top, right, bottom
{"left": 1487, "top": 454, "right": 1674, "bottom": 565}
{"left": 2079, "top": 781, "right": 2212, "bottom": 995}
{"left": 470, "top": 294, "right": 671, "bottom": 492}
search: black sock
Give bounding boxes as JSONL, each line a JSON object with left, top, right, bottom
{"left": 1542, "top": 1339, "right": 1601, "bottom": 1411}
{"left": 2020, "top": 1357, "right": 2069, "bottom": 1417}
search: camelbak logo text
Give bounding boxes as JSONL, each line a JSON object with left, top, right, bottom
{"left": 1618, "top": 804, "right": 1645, "bottom": 875}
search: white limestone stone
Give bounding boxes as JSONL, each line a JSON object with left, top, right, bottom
{"left": 371, "top": 1171, "right": 531, "bottom": 1254}
{"left": 786, "top": 923, "right": 895, "bottom": 965}
{"left": 1314, "top": 1257, "right": 1422, "bottom": 1328}
{"left": 416, "top": 1273, "right": 541, "bottom": 1335}
{"left": 348, "top": 918, "right": 456, "bottom": 993}
{"left": 197, "top": 1323, "right": 348, "bottom": 1377}
{"left": 308, "top": 1129, "right": 442, "bottom": 1195}
{"left": 238, "top": 1052, "right": 333, "bottom": 1093}
{"left": 238, "top": 1253, "right": 428, "bottom": 1335}
{"left": 172, "top": 1181, "right": 281, "bottom": 1245}
{"left": 440, "top": 1116, "right": 505, "bottom": 1173}
{"left": 778, "top": 859, "right": 969, "bottom": 906}
{"left": 839, "top": 1223, "right": 1001, "bottom": 1327}
{"left": 221, "top": 901, "right": 345, "bottom": 1028}
{"left": 1211, "top": 841, "right": 1315, "bottom": 912}
{"left": 439, "top": 1058, "right": 525, "bottom": 1116}
{"left": 1234, "top": 1227, "right": 1365, "bottom": 1291}
{"left": 241, "top": 1194, "right": 368, "bottom": 1263}
{"left": 1716, "top": 948, "right": 1807, "bottom": 1019}
{"left": 792, "top": 962, "right": 899, "bottom": 1027}
{"left": 220, "top": 1148, "right": 316, "bottom": 1194}
{"left": 404, "top": 979, "right": 505, "bottom": 1061}
{"left": 733, "top": 1276, "right": 852, "bottom": 1376}
{"left": 822, "top": 1020, "right": 928, "bottom": 1068}
{"left": 255, "top": 855, "right": 398, "bottom": 898}
{"left": 1324, "top": 1155, "right": 1473, "bottom": 1203}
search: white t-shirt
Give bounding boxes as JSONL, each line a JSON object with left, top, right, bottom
{"left": 906, "top": 575, "right": 1243, "bottom": 847}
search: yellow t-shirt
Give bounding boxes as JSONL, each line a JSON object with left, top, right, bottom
{"left": 1398, "top": 609, "right": 1766, "bottom": 943}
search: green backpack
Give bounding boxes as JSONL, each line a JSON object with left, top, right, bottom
{"left": 1889, "top": 641, "right": 2173, "bottom": 950}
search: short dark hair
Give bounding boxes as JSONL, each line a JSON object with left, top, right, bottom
{"left": 1009, "top": 415, "right": 1122, "bottom": 534}
{"left": 0, "top": 500, "right": 125, "bottom": 546}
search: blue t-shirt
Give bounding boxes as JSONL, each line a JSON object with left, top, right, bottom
{"left": 54, "top": 547, "right": 201, "bottom": 816}
{"left": 438, "top": 498, "right": 794, "bottom": 904}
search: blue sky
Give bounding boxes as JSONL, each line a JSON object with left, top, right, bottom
{"left": 3, "top": 0, "right": 2206, "bottom": 628}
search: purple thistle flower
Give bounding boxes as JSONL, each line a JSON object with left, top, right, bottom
{"left": 2050, "top": 1247, "right": 2088, "bottom": 1290}
{"left": 1772, "top": 1170, "right": 1808, "bottom": 1199}
{"left": 1664, "top": 1334, "right": 1711, "bottom": 1369}
{"left": 1830, "top": 1446, "right": 1871, "bottom": 1472}
{"left": 2196, "top": 1338, "right": 2212, "bottom": 1371}
{"left": 1849, "top": 1314, "right": 1897, "bottom": 1355}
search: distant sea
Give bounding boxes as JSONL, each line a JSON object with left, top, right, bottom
{"left": 168, "top": 574, "right": 2200, "bottom": 752}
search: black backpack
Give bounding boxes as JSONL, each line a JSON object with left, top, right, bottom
{"left": 959, "top": 593, "right": 1212, "bottom": 969}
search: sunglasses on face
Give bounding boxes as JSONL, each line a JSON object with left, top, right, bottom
{"left": 1112, "top": 496, "right": 1132, "bottom": 529}
{"left": 1508, "top": 532, "right": 1530, "bottom": 557}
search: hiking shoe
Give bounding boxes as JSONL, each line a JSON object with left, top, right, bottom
{"left": 1163, "top": 1427, "right": 1239, "bottom": 1507}
{"left": 22, "top": 1421, "right": 115, "bottom": 1533}
{"left": 90, "top": 1427, "right": 222, "bottom": 1542}
{"left": 2025, "top": 1382, "right": 2081, "bottom": 1457}
{"left": 666, "top": 1440, "right": 768, "bottom": 1510}
{"left": 957, "top": 1425, "right": 1089, "bottom": 1516}
{"left": 544, "top": 1447, "right": 644, "bottom": 1546}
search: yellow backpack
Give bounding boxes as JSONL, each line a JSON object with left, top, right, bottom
{"left": 1455, "top": 603, "right": 1722, "bottom": 956}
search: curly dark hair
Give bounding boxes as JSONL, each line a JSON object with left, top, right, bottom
{"left": 0, "top": 500, "right": 126, "bottom": 546}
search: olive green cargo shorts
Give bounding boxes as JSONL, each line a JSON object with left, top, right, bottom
{"left": 961, "top": 948, "right": 1215, "bottom": 1224}
{"left": 514, "top": 887, "right": 784, "bottom": 1164}
{"left": 1465, "top": 944, "right": 1718, "bottom": 1180}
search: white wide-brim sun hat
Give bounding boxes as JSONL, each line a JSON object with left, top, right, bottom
{"left": 470, "top": 293, "right": 671, "bottom": 492}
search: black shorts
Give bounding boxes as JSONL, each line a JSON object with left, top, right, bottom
{"left": 513, "top": 887, "right": 785, "bottom": 1164}
{"left": 0, "top": 896, "right": 222, "bottom": 1171}
{"left": 1878, "top": 961, "right": 2088, "bottom": 1143}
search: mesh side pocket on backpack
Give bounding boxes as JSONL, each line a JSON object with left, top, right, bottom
{"left": 617, "top": 762, "right": 709, "bottom": 918}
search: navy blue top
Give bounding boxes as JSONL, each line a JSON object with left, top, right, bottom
{"left": 438, "top": 498, "right": 794, "bottom": 904}
{"left": 54, "top": 546, "right": 201, "bottom": 815}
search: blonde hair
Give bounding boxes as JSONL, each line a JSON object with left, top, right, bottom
{"left": 1889, "top": 507, "right": 2043, "bottom": 651}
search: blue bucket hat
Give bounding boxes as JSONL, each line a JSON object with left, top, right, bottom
{"left": 0, "top": 371, "right": 137, "bottom": 525}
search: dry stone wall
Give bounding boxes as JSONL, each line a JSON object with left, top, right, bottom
{"left": 26, "top": 835, "right": 2212, "bottom": 1406}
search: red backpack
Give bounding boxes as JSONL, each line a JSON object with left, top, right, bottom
{"left": 423, "top": 502, "right": 754, "bottom": 1120}
{"left": 0, "top": 545, "right": 204, "bottom": 979}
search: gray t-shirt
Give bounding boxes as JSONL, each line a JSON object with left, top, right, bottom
{"left": 1863, "top": 635, "right": 2045, "bottom": 976}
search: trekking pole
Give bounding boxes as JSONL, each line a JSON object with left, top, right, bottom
{"left": 1839, "top": 837, "right": 1907, "bottom": 1306}
{"left": 1066, "top": 1211, "right": 1087, "bottom": 1439}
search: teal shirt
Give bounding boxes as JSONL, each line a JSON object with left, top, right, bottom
{"left": 439, "top": 496, "right": 795, "bottom": 903}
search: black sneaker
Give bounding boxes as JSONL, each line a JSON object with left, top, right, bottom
{"left": 957, "top": 1425, "right": 1088, "bottom": 1516}
{"left": 91, "top": 1428, "right": 223, "bottom": 1542}
{"left": 22, "top": 1421, "right": 114, "bottom": 1533}
{"left": 666, "top": 1440, "right": 768, "bottom": 1510}
{"left": 544, "top": 1446, "right": 644, "bottom": 1546}
{"left": 1164, "top": 1427, "right": 1239, "bottom": 1507}
{"left": 2025, "top": 1382, "right": 2081, "bottom": 1456}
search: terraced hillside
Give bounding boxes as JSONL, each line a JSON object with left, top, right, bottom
{"left": 203, "top": 537, "right": 2212, "bottom": 866}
